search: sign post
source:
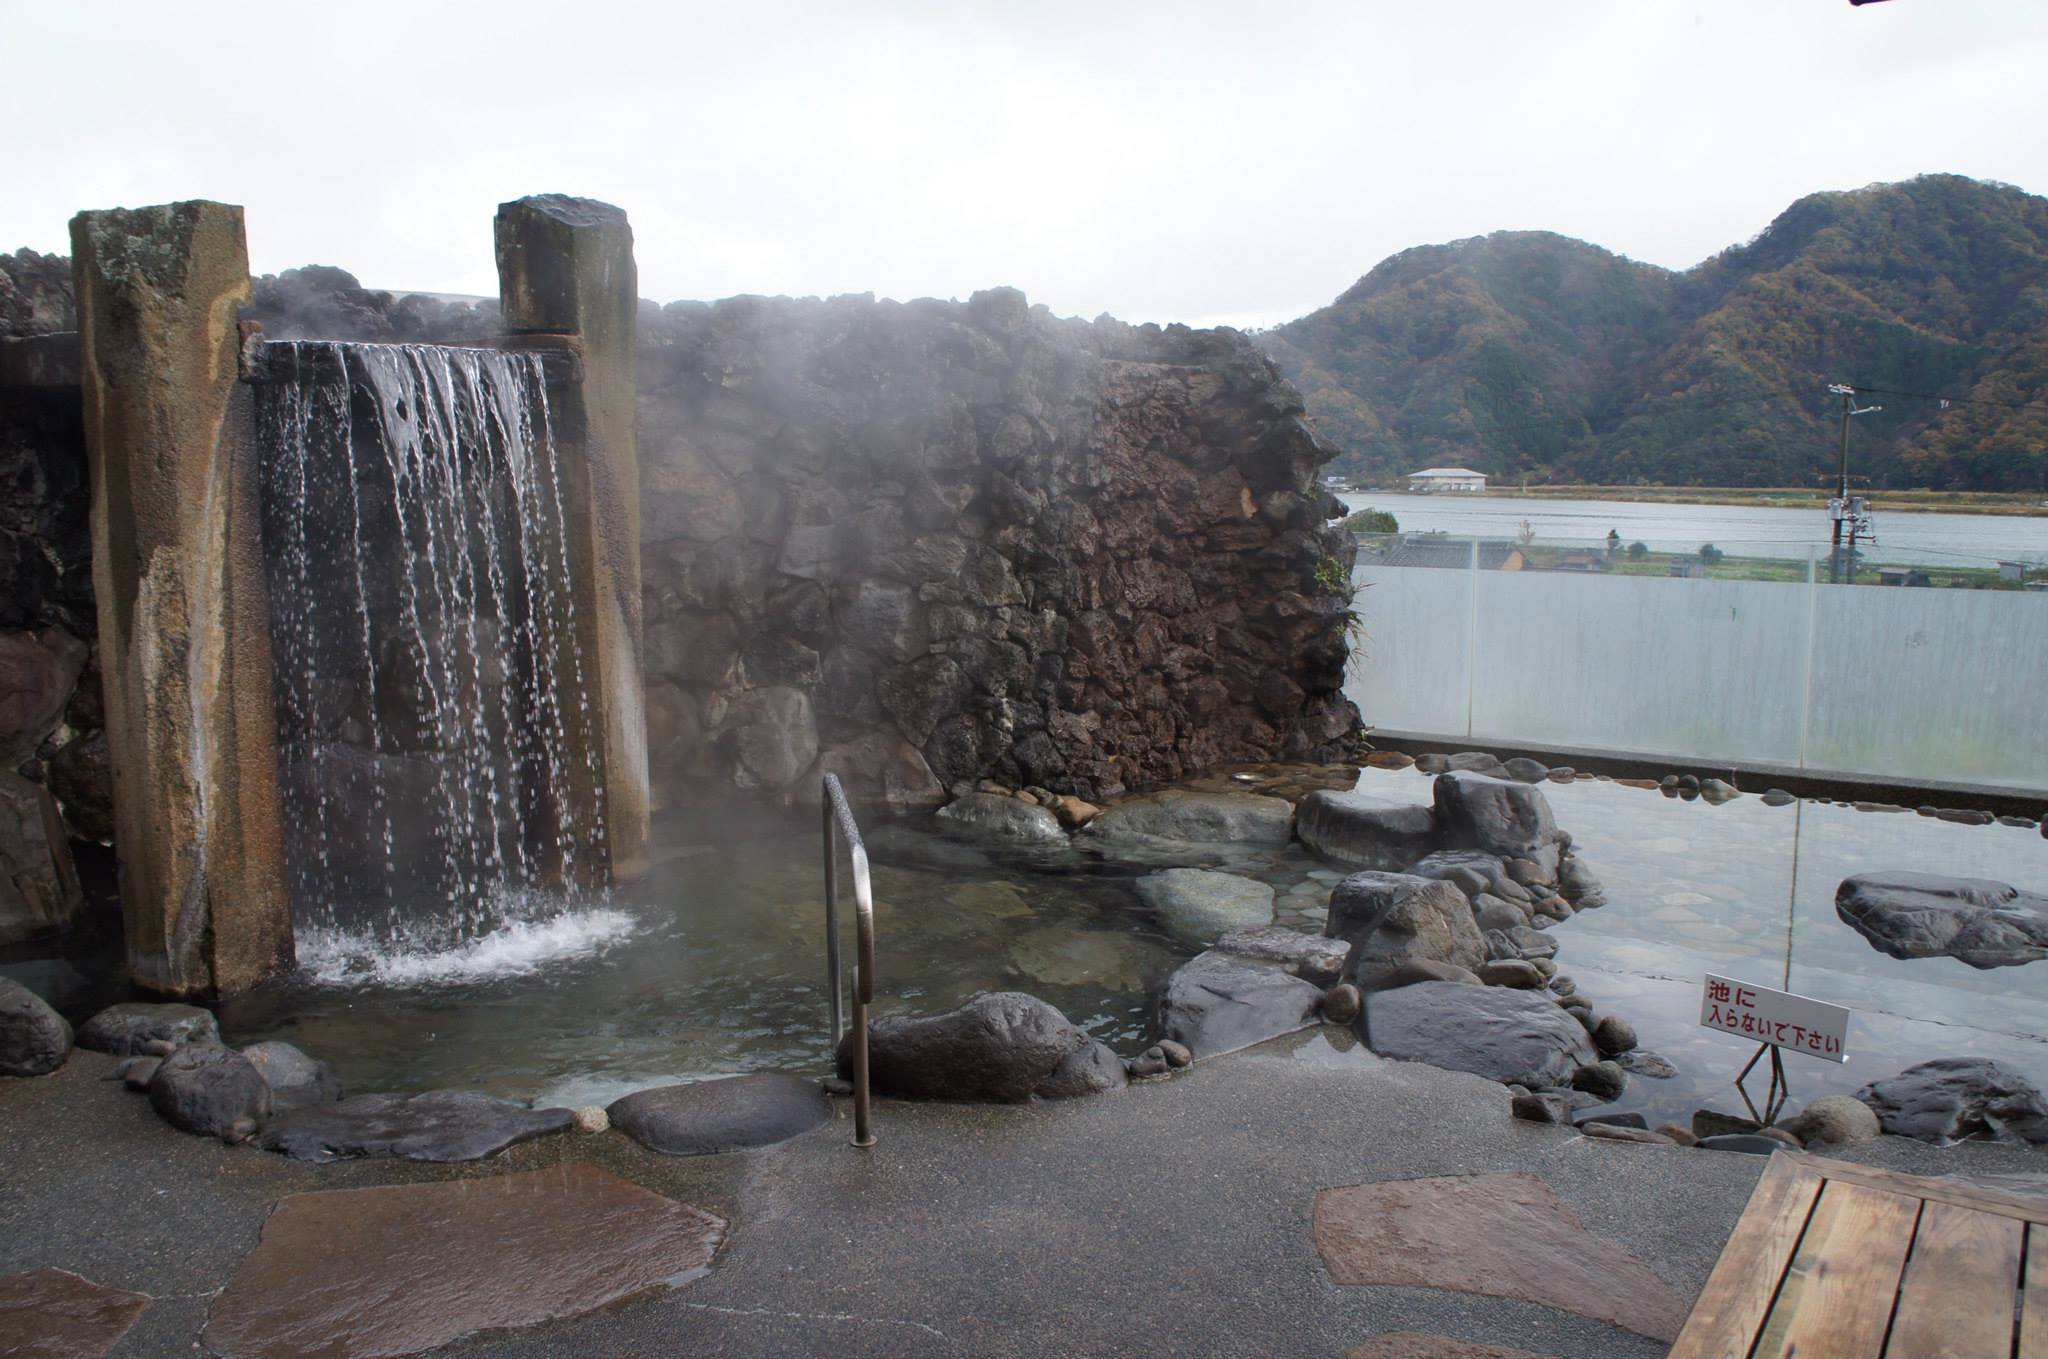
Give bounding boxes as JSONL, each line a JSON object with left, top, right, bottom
{"left": 1698, "top": 974, "right": 1851, "bottom": 1124}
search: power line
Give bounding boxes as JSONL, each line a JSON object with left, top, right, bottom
{"left": 1848, "top": 383, "right": 2048, "bottom": 415}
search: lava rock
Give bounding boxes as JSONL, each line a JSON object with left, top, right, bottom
{"left": 1325, "top": 871, "right": 1485, "bottom": 991}
{"left": 1294, "top": 790, "right": 1439, "bottom": 870}
{"left": 75, "top": 1002, "right": 219, "bottom": 1056}
{"left": 1776, "top": 1094, "right": 1881, "bottom": 1147}
{"left": 258, "top": 1091, "right": 575, "bottom": 1162}
{"left": 149, "top": 1044, "right": 272, "bottom": 1140}
{"left": 239, "top": 1041, "right": 341, "bottom": 1113}
{"left": 1214, "top": 925, "right": 1350, "bottom": 984}
{"left": 1364, "top": 981, "right": 1599, "bottom": 1088}
{"left": 607, "top": 1074, "right": 833, "bottom": 1155}
{"left": 1135, "top": 869, "right": 1275, "bottom": 949}
{"left": 0, "top": 977, "right": 70, "bottom": 1076}
{"left": 1156, "top": 951, "right": 1325, "bottom": 1059}
{"left": 933, "top": 792, "right": 1066, "bottom": 845}
{"left": 1078, "top": 789, "right": 1295, "bottom": 847}
{"left": 1855, "top": 1057, "right": 2048, "bottom": 1145}
{"left": 843, "top": 991, "right": 1099, "bottom": 1103}
{"left": 1835, "top": 872, "right": 2048, "bottom": 969}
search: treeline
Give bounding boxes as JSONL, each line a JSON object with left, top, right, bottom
{"left": 1257, "top": 175, "right": 2048, "bottom": 492}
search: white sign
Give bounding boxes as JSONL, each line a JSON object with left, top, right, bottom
{"left": 1698, "top": 974, "right": 1850, "bottom": 1064}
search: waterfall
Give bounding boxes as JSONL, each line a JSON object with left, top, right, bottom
{"left": 256, "top": 341, "right": 603, "bottom": 959}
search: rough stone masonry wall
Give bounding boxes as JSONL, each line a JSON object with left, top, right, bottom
{"left": 635, "top": 287, "right": 1359, "bottom": 809}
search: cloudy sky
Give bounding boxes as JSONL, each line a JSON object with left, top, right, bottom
{"left": 4, "top": 0, "right": 2044, "bottom": 328}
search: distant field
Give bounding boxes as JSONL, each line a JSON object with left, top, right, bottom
{"left": 1463, "top": 485, "right": 2048, "bottom": 517}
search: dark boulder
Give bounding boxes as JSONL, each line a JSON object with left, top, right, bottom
{"left": 1432, "top": 772, "right": 1562, "bottom": 871}
{"left": 76, "top": 1002, "right": 219, "bottom": 1055}
{"left": 1294, "top": 790, "right": 1439, "bottom": 870}
{"left": 1363, "top": 981, "right": 1598, "bottom": 1088}
{"left": 0, "top": 977, "right": 70, "bottom": 1076}
{"left": 148, "top": 1044, "right": 272, "bottom": 1140}
{"left": 257, "top": 1091, "right": 576, "bottom": 1162}
{"left": 239, "top": 1041, "right": 342, "bottom": 1112}
{"left": 840, "top": 991, "right": 1101, "bottom": 1103}
{"left": 1855, "top": 1058, "right": 2048, "bottom": 1145}
{"left": 1326, "top": 871, "right": 1485, "bottom": 991}
{"left": 607, "top": 1074, "right": 832, "bottom": 1155}
{"left": 1836, "top": 872, "right": 2048, "bottom": 969}
{"left": 1156, "top": 950, "right": 1325, "bottom": 1059}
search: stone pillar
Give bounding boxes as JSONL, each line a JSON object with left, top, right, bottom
{"left": 70, "top": 201, "right": 293, "bottom": 995}
{"left": 495, "top": 195, "right": 649, "bottom": 879}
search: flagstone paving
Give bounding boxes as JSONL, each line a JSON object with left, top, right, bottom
{"left": 201, "top": 1164, "right": 725, "bottom": 1359}
{"left": 0, "top": 1267, "right": 151, "bottom": 1359}
{"left": 1314, "top": 1172, "right": 1689, "bottom": 1342}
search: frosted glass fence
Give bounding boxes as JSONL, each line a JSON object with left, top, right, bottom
{"left": 1344, "top": 534, "right": 2048, "bottom": 792}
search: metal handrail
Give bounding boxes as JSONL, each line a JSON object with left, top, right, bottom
{"left": 821, "top": 773, "right": 876, "bottom": 1148}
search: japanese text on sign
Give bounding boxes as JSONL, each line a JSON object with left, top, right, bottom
{"left": 1697, "top": 974, "right": 1850, "bottom": 1064}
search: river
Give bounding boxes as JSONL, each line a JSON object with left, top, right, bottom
{"left": 1335, "top": 490, "right": 2048, "bottom": 567}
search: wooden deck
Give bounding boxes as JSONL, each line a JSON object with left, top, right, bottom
{"left": 1668, "top": 1151, "right": 2046, "bottom": 1359}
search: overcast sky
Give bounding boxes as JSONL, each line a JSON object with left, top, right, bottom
{"left": 4, "top": 0, "right": 2044, "bottom": 329}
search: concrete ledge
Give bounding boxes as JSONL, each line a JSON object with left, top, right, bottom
{"left": 1364, "top": 728, "right": 2047, "bottom": 817}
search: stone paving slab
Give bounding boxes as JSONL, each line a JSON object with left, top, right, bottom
{"left": 201, "top": 1163, "right": 725, "bottom": 1359}
{"left": 1314, "top": 1171, "right": 1688, "bottom": 1343}
{"left": 0, "top": 1266, "right": 150, "bottom": 1359}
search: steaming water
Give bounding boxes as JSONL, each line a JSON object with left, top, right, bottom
{"left": 256, "top": 342, "right": 601, "bottom": 952}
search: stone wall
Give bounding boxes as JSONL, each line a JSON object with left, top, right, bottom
{"left": 636, "top": 287, "right": 1359, "bottom": 810}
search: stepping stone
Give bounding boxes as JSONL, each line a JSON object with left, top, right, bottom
{"left": 607, "top": 1074, "right": 831, "bottom": 1156}
{"left": 256, "top": 1090, "right": 574, "bottom": 1163}
{"left": 1313, "top": 1172, "right": 1686, "bottom": 1342}
{"left": 1156, "top": 950, "right": 1324, "bottom": 1059}
{"left": 0, "top": 1267, "right": 151, "bottom": 1358}
{"left": 1348, "top": 1335, "right": 1556, "bottom": 1359}
{"left": 203, "top": 1163, "right": 725, "bottom": 1359}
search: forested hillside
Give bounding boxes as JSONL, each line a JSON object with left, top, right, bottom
{"left": 1258, "top": 175, "right": 2048, "bottom": 491}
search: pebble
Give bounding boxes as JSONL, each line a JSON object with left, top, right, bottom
{"left": 819, "top": 1077, "right": 854, "bottom": 1097}
{"left": 1126, "top": 1054, "right": 1171, "bottom": 1079}
{"left": 1319, "top": 983, "right": 1364, "bottom": 1025}
{"left": 1158, "top": 1040, "right": 1193, "bottom": 1068}
{"left": 572, "top": 1106, "right": 610, "bottom": 1134}
{"left": 1761, "top": 789, "right": 1796, "bottom": 807}
{"left": 1591, "top": 1015, "right": 1638, "bottom": 1056}
{"left": 120, "top": 1057, "right": 161, "bottom": 1091}
{"left": 1511, "top": 1091, "right": 1572, "bottom": 1125}
{"left": 1571, "top": 1061, "right": 1627, "bottom": 1101}
{"left": 1655, "top": 1124, "right": 1699, "bottom": 1146}
{"left": 1582, "top": 1123, "right": 1676, "bottom": 1146}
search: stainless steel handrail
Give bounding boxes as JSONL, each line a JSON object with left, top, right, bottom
{"left": 821, "top": 773, "right": 876, "bottom": 1148}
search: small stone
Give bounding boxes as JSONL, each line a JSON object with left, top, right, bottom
{"left": 1413, "top": 753, "right": 1449, "bottom": 774}
{"left": 1757, "top": 1126, "right": 1803, "bottom": 1149}
{"left": 1577, "top": 1111, "right": 1647, "bottom": 1130}
{"left": 1548, "top": 975, "right": 1577, "bottom": 998}
{"left": 76, "top": 1002, "right": 219, "bottom": 1056}
{"left": 1013, "top": 790, "right": 1039, "bottom": 805}
{"left": 1571, "top": 1061, "right": 1626, "bottom": 1101}
{"left": 149, "top": 1044, "right": 273, "bottom": 1139}
{"left": 1503, "top": 757, "right": 1549, "bottom": 784}
{"left": 1776, "top": 1094, "right": 1880, "bottom": 1146}
{"left": 1582, "top": 1122, "right": 1676, "bottom": 1145}
{"left": 1762, "top": 789, "right": 1795, "bottom": 807}
{"left": 141, "top": 1039, "right": 177, "bottom": 1057}
{"left": 1616, "top": 1050, "right": 1677, "bottom": 1079}
{"left": 121, "top": 1056, "right": 161, "bottom": 1091}
{"left": 1655, "top": 1123, "right": 1699, "bottom": 1146}
{"left": 1511, "top": 1091, "right": 1572, "bottom": 1124}
{"left": 240, "top": 1041, "right": 341, "bottom": 1112}
{"left": 573, "top": 1106, "right": 609, "bottom": 1134}
{"left": 1053, "top": 796, "right": 1101, "bottom": 829}
{"left": 1321, "top": 983, "right": 1362, "bottom": 1025}
{"left": 608, "top": 1075, "right": 833, "bottom": 1156}
{"left": 1699, "top": 778, "right": 1739, "bottom": 804}
{"left": 1591, "top": 1015, "right": 1637, "bottom": 1056}
{"left": 1557, "top": 993, "right": 1592, "bottom": 1013}
{"left": 1692, "top": 1109, "right": 1762, "bottom": 1139}
{"left": 1697, "top": 1133, "right": 1784, "bottom": 1155}
{"left": 1126, "top": 1054, "right": 1170, "bottom": 1079}
{"left": 1158, "top": 1040, "right": 1192, "bottom": 1068}
{"left": 0, "top": 978, "right": 71, "bottom": 1077}
{"left": 1530, "top": 957, "right": 1557, "bottom": 978}
{"left": 1546, "top": 766, "right": 1577, "bottom": 782}
{"left": 1676, "top": 774, "right": 1700, "bottom": 791}
{"left": 1478, "top": 959, "right": 1543, "bottom": 989}
{"left": 819, "top": 1076, "right": 854, "bottom": 1097}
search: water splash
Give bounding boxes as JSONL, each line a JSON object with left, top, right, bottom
{"left": 293, "top": 888, "right": 638, "bottom": 986}
{"left": 257, "top": 342, "right": 596, "bottom": 954}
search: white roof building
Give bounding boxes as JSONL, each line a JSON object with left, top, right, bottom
{"left": 1406, "top": 467, "right": 1488, "bottom": 492}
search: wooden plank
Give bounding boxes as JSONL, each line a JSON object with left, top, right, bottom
{"left": 1752, "top": 1180, "right": 1921, "bottom": 1359}
{"left": 2021, "top": 1224, "right": 2047, "bottom": 1359}
{"left": 1665, "top": 1155, "right": 1826, "bottom": 1359}
{"left": 1781, "top": 1151, "right": 2048, "bottom": 1225}
{"left": 1882, "top": 1200, "right": 2022, "bottom": 1359}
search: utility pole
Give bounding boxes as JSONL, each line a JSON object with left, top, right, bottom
{"left": 1825, "top": 384, "right": 1880, "bottom": 583}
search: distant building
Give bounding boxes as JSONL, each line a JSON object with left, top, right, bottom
{"left": 1405, "top": 466, "right": 1488, "bottom": 493}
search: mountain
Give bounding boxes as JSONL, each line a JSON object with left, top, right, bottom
{"left": 1258, "top": 175, "right": 2048, "bottom": 491}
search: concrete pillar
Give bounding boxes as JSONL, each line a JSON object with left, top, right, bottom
{"left": 70, "top": 201, "right": 293, "bottom": 996}
{"left": 494, "top": 195, "right": 650, "bottom": 879}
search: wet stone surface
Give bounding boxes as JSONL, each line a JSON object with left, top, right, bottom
{"left": 256, "top": 1090, "right": 575, "bottom": 1163}
{"left": 607, "top": 1073, "right": 831, "bottom": 1156}
{"left": 1313, "top": 1172, "right": 1687, "bottom": 1343}
{"left": 0, "top": 1266, "right": 151, "bottom": 1359}
{"left": 202, "top": 1163, "right": 726, "bottom": 1359}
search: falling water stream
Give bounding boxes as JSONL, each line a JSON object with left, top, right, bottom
{"left": 256, "top": 342, "right": 624, "bottom": 974}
